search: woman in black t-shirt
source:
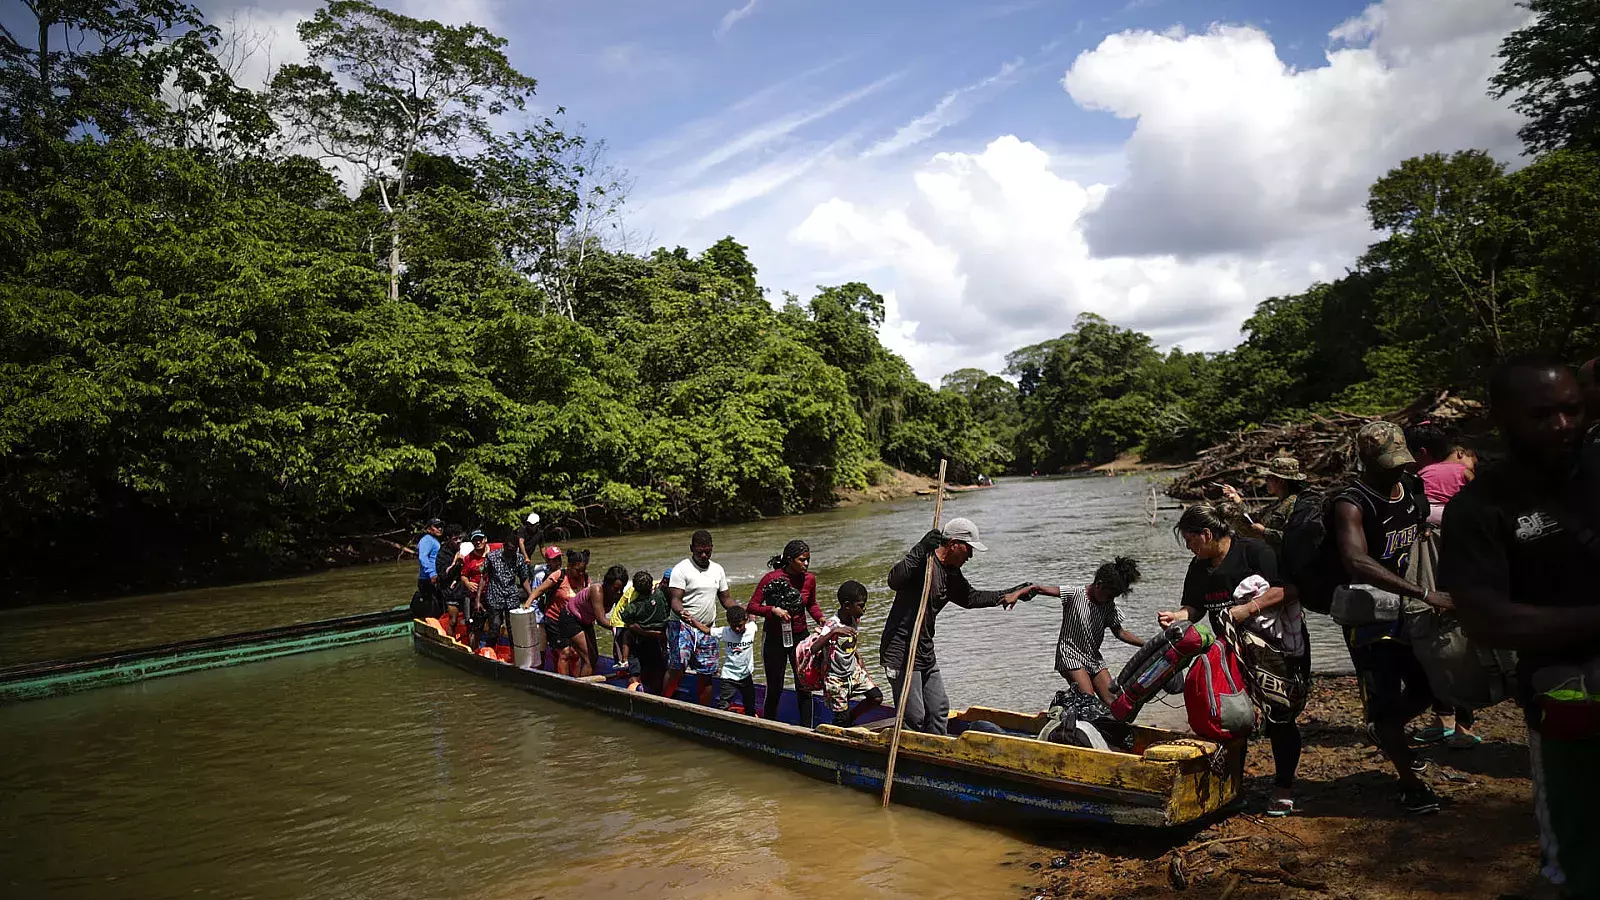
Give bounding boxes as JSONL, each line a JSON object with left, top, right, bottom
{"left": 1159, "top": 504, "right": 1310, "bottom": 817}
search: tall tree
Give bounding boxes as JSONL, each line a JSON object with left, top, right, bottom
{"left": 1491, "top": 0, "right": 1600, "bottom": 154}
{"left": 271, "top": 0, "right": 537, "bottom": 301}
{"left": 0, "top": 0, "right": 234, "bottom": 147}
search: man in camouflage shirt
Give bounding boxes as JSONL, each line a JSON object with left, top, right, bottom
{"left": 1219, "top": 456, "right": 1310, "bottom": 550}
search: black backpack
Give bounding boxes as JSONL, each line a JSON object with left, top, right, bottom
{"left": 1280, "top": 490, "right": 1336, "bottom": 613}
{"left": 1282, "top": 474, "right": 1430, "bottom": 615}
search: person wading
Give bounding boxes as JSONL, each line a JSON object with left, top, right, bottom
{"left": 881, "top": 518, "right": 1033, "bottom": 734}
{"left": 1441, "top": 356, "right": 1600, "bottom": 897}
{"left": 1333, "top": 422, "right": 1454, "bottom": 815}
{"left": 747, "top": 540, "right": 827, "bottom": 725}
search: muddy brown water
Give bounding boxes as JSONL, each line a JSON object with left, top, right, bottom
{"left": 1, "top": 475, "right": 1352, "bottom": 899}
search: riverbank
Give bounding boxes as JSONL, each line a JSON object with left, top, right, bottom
{"left": 830, "top": 467, "right": 941, "bottom": 507}
{"left": 1021, "top": 676, "right": 1543, "bottom": 900}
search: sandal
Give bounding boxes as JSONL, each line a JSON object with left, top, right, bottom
{"left": 1410, "top": 725, "right": 1452, "bottom": 745}
{"left": 1266, "top": 797, "right": 1296, "bottom": 818}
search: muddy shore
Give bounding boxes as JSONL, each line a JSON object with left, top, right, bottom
{"left": 1017, "top": 676, "right": 1546, "bottom": 900}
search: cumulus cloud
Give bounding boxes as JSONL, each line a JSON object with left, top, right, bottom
{"left": 1063, "top": 0, "right": 1529, "bottom": 257}
{"left": 792, "top": 136, "right": 1321, "bottom": 374}
{"left": 767, "top": 0, "right": 1535, "bottom": 382}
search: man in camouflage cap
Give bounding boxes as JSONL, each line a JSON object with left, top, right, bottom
{"left": 1331, "top": 420, "right": 1454, "bottom": 815}
{"left": 1219, "top": 455, "right": 1310, "bottom": 549}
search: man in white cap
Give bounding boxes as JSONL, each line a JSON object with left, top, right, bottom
{"left": 881, "top": 517, "right": 1033, "bottom": 734}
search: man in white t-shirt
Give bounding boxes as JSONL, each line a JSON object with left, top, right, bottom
{"left": 663, "top": 529, "right": 733, "bottom": 706}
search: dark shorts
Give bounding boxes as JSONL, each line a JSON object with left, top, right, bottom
{"left": 629, "top": 629, "right": 667, "bottom": 674}
{"left": 1345, "top": 628, "right": 1434, "bottom": 725}
{"left": 542, "top": 618, "right": 567, "bottom": 650}
{"left": 718, "top": 676, "right": 756, "bottom": 713}
{"left": 556, "top": 609, "right": 588, "bottom": 643}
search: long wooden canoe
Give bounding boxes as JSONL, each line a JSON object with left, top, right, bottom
{"left": 412, "top": 620, "right": 1244, "bottom": 829}
{"left": 0, "top": 608, "right": 412, "bottom": 703}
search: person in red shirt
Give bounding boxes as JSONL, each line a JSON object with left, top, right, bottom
{"left": 458, "top": 530, "right": 490, "bottom": 627}
{"left": 746, "top": 540, "right": 827, "bottom": 725}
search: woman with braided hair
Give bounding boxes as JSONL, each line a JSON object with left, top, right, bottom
{"left": 746, "top": 539, "right": 827, "bottom": 725}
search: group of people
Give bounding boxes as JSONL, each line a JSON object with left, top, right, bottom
{"left": 413, "top": 526, "right": 886, "bottom": 727}
{"left": 1136, "top": 354, "right": 1596, "bottom": 897}
{"left": 409, "top": 354, "right": 1599, "bottom": 898}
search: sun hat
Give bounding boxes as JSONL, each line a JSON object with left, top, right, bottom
{"left": 1252, "top": 456, "right": 1306, "bottom": 482}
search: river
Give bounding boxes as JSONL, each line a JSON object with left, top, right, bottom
{"left": 1, "top": 475, "right": 1351, "bottom": 899}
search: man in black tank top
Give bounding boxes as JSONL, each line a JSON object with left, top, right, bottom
{"left": 1332, "top": 422, "right": 1454, "bottom": 814}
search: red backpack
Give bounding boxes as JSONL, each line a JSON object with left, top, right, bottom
{"left": 793, "top": 626, "right": 834, "bottom": 692}
{"left": 1185, "top": 642, "right": 1255, "bottom": 741}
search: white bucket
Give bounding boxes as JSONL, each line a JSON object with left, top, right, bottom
{"left": 510, "top": 608, "right": 538, "bottom": 669}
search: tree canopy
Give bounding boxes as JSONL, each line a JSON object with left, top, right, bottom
{"left": 3, "top": 0, "right": 1597, "bottom": 602}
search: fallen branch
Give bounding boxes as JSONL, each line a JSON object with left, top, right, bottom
{"left": 1182, "top": 836, "right": 1254, "bottom": 856}
{"left": 1230, "top": 865, "right": 1327, "bottom": 891}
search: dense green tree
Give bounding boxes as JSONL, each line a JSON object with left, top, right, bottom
{"left": 271, "top": 0, "right": 538, "bottom": 301}
{"left": 1491, "top": 0, "right": 1600, "bottom": 154}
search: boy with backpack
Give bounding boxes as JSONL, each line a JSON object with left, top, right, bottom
{"left": 822, "top": 581, "right": 884, "bottom": 727}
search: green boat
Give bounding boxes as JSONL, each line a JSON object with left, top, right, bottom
{"left": 0, "top": 608, "right": 411, "bottom": 703}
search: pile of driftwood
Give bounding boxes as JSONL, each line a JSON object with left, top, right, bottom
{"left": 1166, "top": 392, "right": 1484, "bottom": 501}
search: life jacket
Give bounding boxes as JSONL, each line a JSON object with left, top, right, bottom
{"left": 1109, "top": 621, "right": 1211, "bottom": 722}
{"left": 1185, "top": 641, "right": 1254, "bottom": 740}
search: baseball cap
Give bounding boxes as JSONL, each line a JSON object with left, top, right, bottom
{"left": 941, "top": 517, "right": 988, "bottom": 552}
{"left": 1356, "top": 421, "right": 1416, "bottom": 470}
{"left": 526, "top": 512, "right": 541, "bottom": 527}
{"left": 426, "top": 517, "right": 443, "bottom": 528}
{"left": 469, "top": 529, "right": 486, "bottom": 540}
{"left": 542, "top": 545, "right": 562, "bottom": 561}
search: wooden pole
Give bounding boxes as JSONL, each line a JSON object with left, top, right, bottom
{"left": 881, "top": 458, "right": 948, "bottom": 809}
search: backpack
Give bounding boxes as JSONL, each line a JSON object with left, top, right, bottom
{"left": 1283, "top": 475, "right": 1430, "bottom": 615}
{"left": 1280, "top": 490, "right": 1337, "bottom": 613}
{"left": 793, "top": 625, "right": 835, "bottom": 692}
{"left": 1185, "top": 641, "right": 1255, "bottom": 741}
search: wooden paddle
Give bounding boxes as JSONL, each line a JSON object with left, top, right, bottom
{"left": 881, "top": 457, "right": 948, "bottom": 809}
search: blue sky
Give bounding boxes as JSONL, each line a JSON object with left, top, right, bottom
{"left": 525, "top": 0, "right": 1355, "bottom": 155}
{"left": 202, "top": 0, "right": 1530, "bottom": 381}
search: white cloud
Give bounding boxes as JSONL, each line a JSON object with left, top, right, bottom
{"left": 769, "top": 0, "right": 1533, "bottom": 382}
{"left": 792, "top": 136, "right": 1318, "bottom": 375}
{"left": 1063, "top": 0, "right": 1529, "bottom": 257}
{"left": 715, "top": 0, "right": 762, "bottom": 39}
{"left": 664, "top": 73, "right": 899, "bottom": 186}
{"left": 862, "top": 58, "right": 1025, "bottom": 159}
